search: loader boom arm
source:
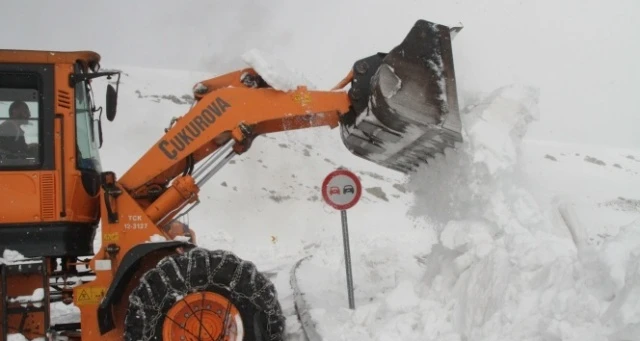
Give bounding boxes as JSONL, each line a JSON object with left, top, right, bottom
{"left": 109, "top": 18, "right": 463, "bottom": 229}
{"left": 117, "top": 69, "right": 352, "bottom": 217}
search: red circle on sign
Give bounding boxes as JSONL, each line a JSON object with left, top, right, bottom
{"left": 321, "top": 169, "right": 362, "bottom": 210}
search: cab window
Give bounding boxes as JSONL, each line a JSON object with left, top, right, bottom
{"left": 74, "top": 64, "right": 102, "bottom": 173}
{"left": 0, "top": 82, "right": 41, "bottom": 168}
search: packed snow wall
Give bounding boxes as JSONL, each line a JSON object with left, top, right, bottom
{"left": 405, "top": 85, "right": 640, "bottom": 341}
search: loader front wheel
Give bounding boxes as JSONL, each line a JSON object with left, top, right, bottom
{"left": 123, "top": 247, "right": 285, "bottom": 341}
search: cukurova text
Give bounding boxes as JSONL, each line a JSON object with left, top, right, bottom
{"left": 158, "top": 97, "right": 232, "bottom": 159}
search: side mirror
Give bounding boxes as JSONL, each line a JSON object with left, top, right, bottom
{"left": 106, "top": 84, "right": 117, "bottom": 121}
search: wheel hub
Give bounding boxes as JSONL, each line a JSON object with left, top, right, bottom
{"left": 163, "top": 291, "right": 243, "bottom": 341}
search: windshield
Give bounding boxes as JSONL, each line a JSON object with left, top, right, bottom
{"left": 75, "top": 64, "right": 102, "bottom": 172}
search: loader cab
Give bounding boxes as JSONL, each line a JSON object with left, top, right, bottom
{"left": 0, "top": 50, "right": 118, "bottom": 259}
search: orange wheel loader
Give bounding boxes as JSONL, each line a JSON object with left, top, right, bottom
{"left": 0, "top": 19, "right": 462, "bottom": 341}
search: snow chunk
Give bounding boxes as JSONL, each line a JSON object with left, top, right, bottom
{"left": 427, "top": 53, "right": 448, "bottom": 108}
{"left": 149, "top": 234, "right": 167, "bottom": 242}
{"left": 7, "top": 334, "right": 28, "bottom": 341}
{"left": 1, "top": 249, "right": 26, "bottom": 264}
{"left": 382, "top": 280, "right": 419, "bottom": 313}
{"left": 192, "top": 82, "right": 207, "bottom": 94}
{"left": 10, "top": 288, "right": 45, "bottom": 308}
{"left": 50, "top": 301, "right": 81, "bottom": 325}
{"left": 376, "top": 65, "right": 402, "bottom": 99}
{"left": 241, "top": 48, "right": 314, "bottom": 91}
{"left": 7, "top": 332, "right": 46, "bottom": 341}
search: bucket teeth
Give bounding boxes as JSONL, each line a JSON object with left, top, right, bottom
{"left": 340, "top": 19, "right": 462, "bottom": 173}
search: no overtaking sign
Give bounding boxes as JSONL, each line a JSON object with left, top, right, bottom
{"left": 321, "top": 168, "right": 362, "bottom": 309}
{"left": 321, "top": 169, "right": 362, "bottom": 210}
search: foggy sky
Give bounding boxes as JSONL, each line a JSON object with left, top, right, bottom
{"left": 1, "top": 0, "right": 639, "bottom": 149}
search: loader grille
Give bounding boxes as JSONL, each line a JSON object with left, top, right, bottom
{"left": 40, "top": 173, "right": 56, "bottom": 220}
{"left": 57, "top": 90, "right": 71, "bottom": 109}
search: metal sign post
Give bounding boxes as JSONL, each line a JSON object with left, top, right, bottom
{"left": 321, "top": 168, "right": 362, "bottom": 310}
{"left": 339, "top": 209, "right": 354, "bottom": 309}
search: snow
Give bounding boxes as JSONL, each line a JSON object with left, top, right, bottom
{"left": 9, "top": 288, "right": 45, "bottom": 308}
{"left": 235, "top": 313, "right": 245, "bottom": 339}
{"left": 50, "top": 301, "right": 81, "bottom": 325}
{"left": 148, "top": 234, "right": 167, "bottom": 242}
{"left": 173, "top": 235, "right": 191, "bottom": 242}
{"left": 377, "top": 65, "right": 402, "bottom": 99}
{"left": 403, "top": 85, "right": 640, "bottom": 340}
{"left": 288, "top": 83, "right": 640, "bottom": 340}
{"left": 0, "top": 249, "right": 25, "bottom": 264}
{"left": 241, "top": 48, "right": 314, "bottom": 91}
{"left": 1, "top": 2, "right": 637, "bottom": 339}
{"left": 6, "top": 332, "right": 45, "bottom": 341}
{"left": 427, "top": 53, "right": 448, "bottom": 108}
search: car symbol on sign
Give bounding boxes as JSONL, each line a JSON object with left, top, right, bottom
{"left": 329, "top": 186, "right": 341, "bottom": 195}
{"left": 343, "top": 185, "right": 354, "bottom": 194}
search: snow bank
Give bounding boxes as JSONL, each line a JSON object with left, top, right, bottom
{"left": 241, "top": 48, "right": 314, "bottom": 91}
{"left": 404, "top": 84, "right": 640, "bottom": 340}
{"left": 293, "top": 228, "right": 444, "bottom": 341}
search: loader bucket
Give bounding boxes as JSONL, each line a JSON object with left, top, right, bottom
{"left": 340, "top": 19, "right": 462, "bottom": 173}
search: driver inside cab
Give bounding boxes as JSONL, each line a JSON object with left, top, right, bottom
{"left": 0, "top": 100, "right": 37, "bottom": 159}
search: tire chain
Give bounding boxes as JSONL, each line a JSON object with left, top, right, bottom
{"left": 124, "top": 247, "right": 286, "bottom": 341}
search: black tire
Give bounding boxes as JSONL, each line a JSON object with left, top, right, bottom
{"left": 123, "top": 247, "right": 285, "bottom": 341}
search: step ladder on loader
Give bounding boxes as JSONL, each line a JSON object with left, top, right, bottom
{"left": 1, "top": 257, "right": 50, "bottom": 341}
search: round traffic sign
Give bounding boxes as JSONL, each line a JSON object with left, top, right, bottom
{"left": 321, "top": 169, "right": 362, "bottom": 210}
